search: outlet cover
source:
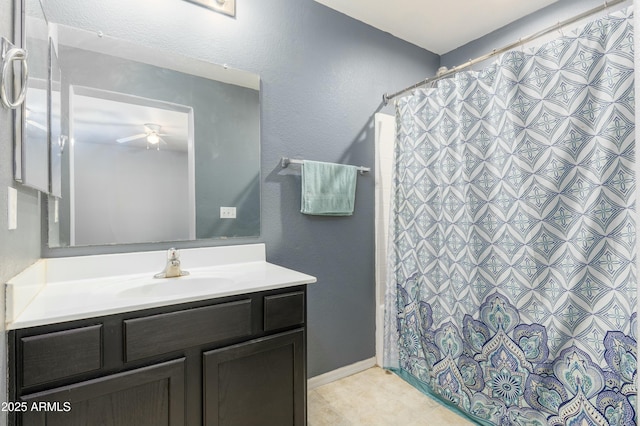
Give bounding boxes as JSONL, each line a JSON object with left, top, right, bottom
{"left": 220, "top": 206, "right": 236, "bottom": 219}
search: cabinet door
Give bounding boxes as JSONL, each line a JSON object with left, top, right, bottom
{"left": 20, "top": 358, "right": 185, "bottom": 426}
{"left": 203, "top": 329, "right": 305, "bottom": 426}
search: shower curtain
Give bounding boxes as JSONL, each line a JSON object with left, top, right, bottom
{"left": 385, "top": 8, "right": 636, "bottom": 426}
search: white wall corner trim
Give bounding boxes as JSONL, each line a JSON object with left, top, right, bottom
{"left": 374, "top": 112, "right": 396, "bottom": 368}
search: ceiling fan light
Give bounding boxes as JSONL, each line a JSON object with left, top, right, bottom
{"left": 147, "top": 133, "right": 160, "bottom": 144}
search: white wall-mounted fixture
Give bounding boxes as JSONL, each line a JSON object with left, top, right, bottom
{"left": 184, "top": 0, "right": 236, "bottom": 17}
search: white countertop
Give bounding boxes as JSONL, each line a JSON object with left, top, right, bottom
{"left": 6, "top": 244, "right": 317, "bottom": 330}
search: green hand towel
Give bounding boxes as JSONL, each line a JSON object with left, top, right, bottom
{"left": 301, "top": 160, "right": 357, "bottom": 216}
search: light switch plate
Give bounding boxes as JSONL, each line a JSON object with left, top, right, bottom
{"left": 8, "top": 187, "right": 17, "bottom": 230}
{"left": 220, "top": 206, "right": 236, "bottom": 219}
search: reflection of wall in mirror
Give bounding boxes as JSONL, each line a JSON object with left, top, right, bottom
{"left": 20, "top": 29, "right": 50, "bottom": 192}
{"left": 54, "top": 44, "right": 260, "bottom": 247}
{"left": 74, "top": 143, "right": 190, "bottom": 246}
{"left": 50, "top": 41, "right": 64, "bottom": 198}
{"left": 24, "top": 85, "right": 49, "bottom": 191}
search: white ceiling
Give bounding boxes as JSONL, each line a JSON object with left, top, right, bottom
{"left": 314, "top": 0, "right": 558, "bottom": 54}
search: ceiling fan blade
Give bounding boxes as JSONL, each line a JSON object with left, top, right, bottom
{"left": 143, "top": 123, "right": 162, "bottom": 134}
{"left": 116, "top": 133, "right": 147, "bottom": 143}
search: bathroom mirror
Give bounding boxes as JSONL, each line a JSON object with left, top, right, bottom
{"left": 45, "top": 23, "right": 261, "bottom": 248}
{"left": 14, "top": 0, "right": 50, "bottom": 193}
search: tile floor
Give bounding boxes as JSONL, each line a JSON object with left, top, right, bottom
{"left": 308, "top": 367, "right": 477, "bottom": 425}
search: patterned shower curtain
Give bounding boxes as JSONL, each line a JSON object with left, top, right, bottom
{"left": 386, "top": 8, "right": 636, "bottom": 426}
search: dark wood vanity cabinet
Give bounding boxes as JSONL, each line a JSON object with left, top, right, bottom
{"left": 8, "top": 286, "right": 307, "bottom": 426}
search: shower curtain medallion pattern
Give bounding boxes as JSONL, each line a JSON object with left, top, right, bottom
{"left": 387, "top": 8, "right": 635, "bottom": 426}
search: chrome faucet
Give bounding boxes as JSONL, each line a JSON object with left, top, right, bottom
{"left": 154, "top": 248, "right": 189, "bottom": 278}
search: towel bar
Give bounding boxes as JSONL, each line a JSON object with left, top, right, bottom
{"left": 281, "top": 157, "right": 370, "bottom": 174}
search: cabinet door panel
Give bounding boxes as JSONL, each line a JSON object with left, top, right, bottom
{"left": 203, "top": 329, "right": 305, "bottom": 426}
{"left": 20, "top": 358, "right": 185, "bottom": 426}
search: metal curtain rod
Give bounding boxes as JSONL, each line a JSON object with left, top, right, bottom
{"left": 382, "top": 0, "right": 628, "bottom": 105}
{"left": 281, "top": 157, "right": 371, "bottom": 174}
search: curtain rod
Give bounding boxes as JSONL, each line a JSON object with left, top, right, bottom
{"left": 382, "top": 0, "right": 629, "bottom": 105}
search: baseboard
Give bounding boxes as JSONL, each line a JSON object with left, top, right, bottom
{"left": 307, "top": 357, "right": 377, "bottom": 390}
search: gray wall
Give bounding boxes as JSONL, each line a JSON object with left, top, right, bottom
{"left": 40, "top": 0, "right": 440, "bottom": 378}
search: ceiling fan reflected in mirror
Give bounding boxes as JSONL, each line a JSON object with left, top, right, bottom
{"left": 116, "top": 123, "right": 167, "bottom": 150}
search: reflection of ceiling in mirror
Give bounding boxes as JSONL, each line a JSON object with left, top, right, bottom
{"left": 72, "top": 94, "right": 190, "bottom": 152}
{"left": 54, "top": 24, "right": 260, "bottom": 91}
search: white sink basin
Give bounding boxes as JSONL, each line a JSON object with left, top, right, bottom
{"left": 117, "top": 276, "right": 236, "bottom": 299}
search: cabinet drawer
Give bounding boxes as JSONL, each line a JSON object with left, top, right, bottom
{"left": 264, "top": 291, "right": 305, "bottom": 332}
{"left": 21, "top": 325, "right": 102, "bottom": 387}
{"left": 124, "top": 299, "right": 252, "bottom": 361}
